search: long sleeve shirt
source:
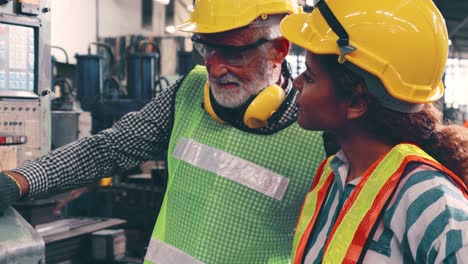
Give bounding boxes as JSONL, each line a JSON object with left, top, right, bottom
{"left": 14, "top": 77, "right": 181, "bottom": 198}
{"left": 14, "top": 73, "right": 300, "bottom": 199}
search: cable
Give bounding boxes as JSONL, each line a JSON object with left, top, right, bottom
{"left": 50, "top": 45, "right": 70, "bottom": 64}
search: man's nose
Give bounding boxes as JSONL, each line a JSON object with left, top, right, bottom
{"left": 206, "top": 54, "right": 229, "bottom": 79}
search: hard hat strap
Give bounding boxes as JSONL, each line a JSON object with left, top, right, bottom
{"left": 316, "top": 0, "right": 356, "bottom": 63}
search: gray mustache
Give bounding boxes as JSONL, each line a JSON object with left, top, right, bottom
{"left": 210, "top": 75, "right": 242, "bottom": 86}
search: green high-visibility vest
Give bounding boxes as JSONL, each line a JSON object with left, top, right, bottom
{"left": 144, "top": 66, "right": 325, "bottom": 264}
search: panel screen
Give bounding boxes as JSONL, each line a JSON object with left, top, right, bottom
{"left": 0, "top": 24, "right": 35, "bottom": 94}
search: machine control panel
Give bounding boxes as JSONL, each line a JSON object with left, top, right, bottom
{"left": 0, "top": 1, "right": 48, "bottom": 263}
{"left": 0, "top": 99, "right": 41, "bottom": 169}
{"left": 17, "top": 0, "right": 41, "bottom": 16}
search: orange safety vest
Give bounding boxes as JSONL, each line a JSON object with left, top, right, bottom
{"left": 292, "top": 143, "right": 468, "bottom": 264}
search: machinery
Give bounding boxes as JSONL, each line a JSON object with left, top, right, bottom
{"left": 0, "top": 0, "right": 51, "bottom": 263}
{"left": 73, "top": 39, "right": 165, "bottom": 133}
{"left": 0, "top": 0, "right": 51, "bottom": 178}
{"left": 0, "top": 208, "right": 45, "bottom": 263}
{"left": 0, "top": 1, "right": 127, "bottom": 263}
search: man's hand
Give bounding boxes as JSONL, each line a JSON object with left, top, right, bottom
{"left": 0, "top": 171, "right": 22, "bottom": 215}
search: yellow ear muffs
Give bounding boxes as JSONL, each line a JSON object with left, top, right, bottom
{"left": 203, "top": 82, "right": 225, "bottom": 124}
{"left": 203, "top": 82, "right": 286, "bottom": 128}
{"left": 243, "top": 84, "right": 285, "bottom": 129}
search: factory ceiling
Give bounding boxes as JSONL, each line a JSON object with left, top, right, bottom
{"left": 435, "top": 0, "right": 468, "bottom": 59}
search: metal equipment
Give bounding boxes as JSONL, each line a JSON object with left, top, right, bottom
{"left": 36, "top": 217, "right": 126, "bottom": 263}
{"left": 50, "top": 46, "right": 76, "bottom": 111}
{"left": 126, "top": 40, "right": 159, "bottom": 101}
{"left": 75, "top": 46, "right": 104, "bottom": 111}
{"left": 0, "top": 2, "right": 128, "bottom": 263}
{"left": 91, "top": 229, "right": 127, "bottom": 262}
{"left": 74, "top": 40, "right": 158, "bottom": 134}
{"left": 0, "top": 3, "right": 52, "bottom": 169}
{"left": 51, "top": 110, "right": 79, "bottom": 149}
{"left": 0, "top": 207, "right": 45, "bottom": 264}
{"left": 0, "top": 0, "right": 51, "bottom": 262}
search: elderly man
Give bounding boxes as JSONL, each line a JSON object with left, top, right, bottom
{"left": 0, "top": 0, "right": 325, "bottom": 263}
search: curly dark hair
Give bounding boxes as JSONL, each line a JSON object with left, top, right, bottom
{"left": 317, "top": 54, "right": 468, "bottom": 182}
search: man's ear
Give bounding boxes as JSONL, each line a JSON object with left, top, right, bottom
{"left": 347, "top": 83, "right": 369, "bottom": 120}
{"left": 271, "top": 37, "right": 290, "bottom": 64}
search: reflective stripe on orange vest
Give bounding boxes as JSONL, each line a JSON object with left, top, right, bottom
{"left": 292, "top": 157, "right": 334, "bottom": 263}
{"left": 292, "top": 143, "right": 468, "bottom": 264}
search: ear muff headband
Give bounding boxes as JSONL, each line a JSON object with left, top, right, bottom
{"left": 203, "top": 82, "right": 285, "bottom": 129}
{"left": 203, "top": 82, "right": 225, "bottom": 124}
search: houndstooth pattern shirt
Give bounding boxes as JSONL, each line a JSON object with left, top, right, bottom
{"left": 14, "top": 73, "right": 299, "bottom": 199}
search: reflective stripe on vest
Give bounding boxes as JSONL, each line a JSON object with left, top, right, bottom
{"left": 145, "top": 238, "right": 205, "bottom": 264}
{"left": 293, "top": 143, "right": 468, "bottom": 264}
{"left": 292, "top": 157, "right": 335, "bottom": 264}
{"left": 172, "top": 138, "right": 290, "bottom": 201}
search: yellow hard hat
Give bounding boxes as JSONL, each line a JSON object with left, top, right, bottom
{"left": 177, "top": 0, "right": 301, "bottom": 33}
{"left": 280, "top": 0, "right": 448, "bottom": 106}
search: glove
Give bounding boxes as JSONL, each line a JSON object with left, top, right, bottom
{"left": 0, "top": 171, "right": 21, "bottom": 215}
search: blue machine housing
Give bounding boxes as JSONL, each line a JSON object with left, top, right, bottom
{"left": 126, "top": 53, "right": 157, "bottom": 101}
{"left": 75, "top": 54, "right": 103, "bottom": 111}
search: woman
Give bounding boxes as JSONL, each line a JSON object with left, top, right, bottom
{"left": 280, "top": 0, "right": 468, "bottom": 263}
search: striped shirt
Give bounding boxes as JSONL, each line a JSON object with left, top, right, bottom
{"left": 303, "top": 150, "right": 468, "bottom": 264}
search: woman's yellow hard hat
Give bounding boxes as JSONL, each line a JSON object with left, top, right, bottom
{"left": 280, "top": 0, "right": 448, "bottom": 106}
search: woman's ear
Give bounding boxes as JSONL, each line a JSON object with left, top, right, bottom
{"left": 271, "top": 37, "right": 290, "bottom": 64}
{"left": 347, "top": 83, "right": 369, "bottom": 120}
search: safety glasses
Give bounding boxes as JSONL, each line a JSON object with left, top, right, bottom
{"left": 191, "top": 34, "right": 271, "bottom": 66}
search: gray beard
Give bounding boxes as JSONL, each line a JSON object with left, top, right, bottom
{"left": 209, "top": 62, "right": 277, "bottom": 108}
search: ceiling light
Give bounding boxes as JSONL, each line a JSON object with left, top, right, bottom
{"left": 305, "top": 0, "right": 315, "bottom": 6}
{"left": 153, "top": 0, "right": 170, "bottom": 5}
{"left": 165, "top": 25, "right": 176, "bottom": 34}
